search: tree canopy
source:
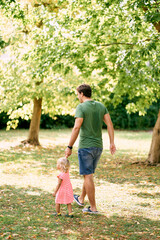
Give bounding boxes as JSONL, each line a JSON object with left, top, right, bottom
{"left": 0, "top": 0, "right": 159, "bottom": 129}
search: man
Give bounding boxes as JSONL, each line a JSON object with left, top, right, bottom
{"left": 65, "top": 84, "right": 116, "bottom": 214}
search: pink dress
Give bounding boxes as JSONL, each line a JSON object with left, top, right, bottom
{"left": 55, "top": 171, "right": 74, "bottom": 204}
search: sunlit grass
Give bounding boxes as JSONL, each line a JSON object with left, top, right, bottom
{"left": 1, "top": 185, "right": 160, "bottom": 240}
{"left": 0, "top": 129, "right": 160, "bottom": 239}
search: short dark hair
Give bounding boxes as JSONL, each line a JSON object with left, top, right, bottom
{"left": 77, "top": 84, "right": 92, "bottom": 98}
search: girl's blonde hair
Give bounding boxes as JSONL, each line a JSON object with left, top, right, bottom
{"left": 57, "top": 157, "right": 70, "bottom": 173}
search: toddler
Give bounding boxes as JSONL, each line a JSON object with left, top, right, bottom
{"left": 53, "top": 157, "right": 74, "bottom": 217}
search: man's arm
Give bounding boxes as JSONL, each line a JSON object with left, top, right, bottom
{"left": 103, "top": 113, "right": 116, "bottom": 155}
{"left": 65, "top": 117, "right": 83, "bottom": 157}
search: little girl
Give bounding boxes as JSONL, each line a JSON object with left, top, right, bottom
{"left": 53, "top": 157, "right": 74, "bottom": 217}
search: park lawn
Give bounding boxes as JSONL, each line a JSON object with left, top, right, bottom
{"left": 0, "top": 129, "right": 160, "bottom": 240}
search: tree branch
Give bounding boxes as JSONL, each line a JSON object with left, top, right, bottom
{"left": 99, "top": 42, "right": 134, "bottom": 47}
{"left": 96, "top": 38, "right": 159, "bottom": 48}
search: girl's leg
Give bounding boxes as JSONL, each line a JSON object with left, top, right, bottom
{"left": 55, "top": 203, "right": 61, "bottom": 214}
{"left": 67, "top": 203, "right": 72, "bottom": 214}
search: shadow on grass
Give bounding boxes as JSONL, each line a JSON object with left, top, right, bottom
{"left": 132, "top": 192, "right": 160, "bottom": 199}
{"left": 0, "top": 145, "right": 160, "bottom": 187}
{"left": 96, "top": 151, "right": 160, "bottom": 186}
{"left": 0, "top": 185, "right": 160, "bottom": 240}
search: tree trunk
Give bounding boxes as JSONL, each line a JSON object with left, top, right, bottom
{"left": 147, "top": 110, "right": 160, "bottom": 165}
{"left": 22, "top": 98, "right": 42, "bottom": 146}
{"left": 146, "top": 15, "right": 160, "bottom": 165}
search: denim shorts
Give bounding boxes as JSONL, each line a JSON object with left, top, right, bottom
{"left": 78, "top": 147, "right": 103, "bottom": 175}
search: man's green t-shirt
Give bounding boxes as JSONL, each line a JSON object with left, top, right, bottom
{"left": 75, "top": 100, "right": 108, "bottom": 149}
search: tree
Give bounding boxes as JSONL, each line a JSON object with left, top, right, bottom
{"left": 0, "top": 0, "right": 160, "bottom": 165}
{"left": 0, "top": 0, "right": 81, "bottom": 145}
{"left": 45, "top": 0, "right": 159, "bottom": 164}
{"left": 59, "top": 0, "right": 159, "bottom": 165}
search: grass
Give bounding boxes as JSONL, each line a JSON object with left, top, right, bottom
{"left": 0, "top": 129, "right": 160, "bottom": 240}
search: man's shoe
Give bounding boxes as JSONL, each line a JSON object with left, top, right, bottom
{"left": 74, "top": 194, "right": 84, "bottom": 207}
{"left": 82, "top": 206, "right": 100, "bottom": 214}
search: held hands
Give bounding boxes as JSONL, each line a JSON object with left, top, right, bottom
{"left": 65, "top": 147, "right": 72, "bottom": 158}
{"left": 110, "top": 143, "right": 116, "bottom": 155}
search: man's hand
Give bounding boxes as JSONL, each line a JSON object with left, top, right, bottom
{"left": 110, "top": 143, "right": 116, "bottom": 155}
{"left": 65, "top": 147, "right": 72, "bottom": 158}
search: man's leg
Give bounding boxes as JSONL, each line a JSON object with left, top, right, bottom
{"left": 83, "top": 174, "right": 97, "bottom": 212}
{"left": 79, "top": 179, "right": 86, "bottom": 204}
{"left": 78, "top": 147, "right": 102, "bottom": 211}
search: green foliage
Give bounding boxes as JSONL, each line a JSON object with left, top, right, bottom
{"left": 107, "top": 98, "right": 160, "bottom": 129}
{"left": 40, "top": 114, "right": 75, "bottom": 128}
{"left": 0, "top": 36, "right": 8, "bottom": 49}
{"left": 0, "top": 0, "right": 159, "bottom": 129}
{"left": 0, "top": 112, "right": 75, "bottom": 129}
{"left": 0, "top": 0, "right": 25, "bottom": 19}
{"left": 0, "top": 98, "right": 159, "bottom": 130}
{"left": 0, "top": 112, "right": 8, "bottom": 129}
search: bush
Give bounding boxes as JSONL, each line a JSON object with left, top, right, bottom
{"left": 0, "top": 112, "right": 9, "bottom": 129}
{"left": 0, "top": 99, "right": 159, "bottom": 130}
{"left": 107, "top": 98, "right": 160, "bottom": 130}
{"left": 40, "top": 114, "right": 75, "bottom": 129}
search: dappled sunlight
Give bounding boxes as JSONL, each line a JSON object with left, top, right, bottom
{"left": 0, "top": 130, "right": 28, "bottom": 149}
{"left": 1, "top": 185, "right": 159, "bottom": 239}
{"left": 1, "top": 160, "right": 160, "bottom": 222}
{"left": 1, "top": 0, "right": 160, "bottom": 236}
{"left": 0, "top": 129, "right": 152, "bottom": 152}
{"left": 0, "top": 140, "right": 23, "bottom": 150}
{"left": 103, "top": 130, "right": 152, "bottom": 154}
{"left": 0, "top": 129, "right": 160, "bottom": 239}
{"left": 0, "top": 129, "right": 77, "bottom": 150}
{"left": 96, "top": 181, "right": 160, "bottom": 221}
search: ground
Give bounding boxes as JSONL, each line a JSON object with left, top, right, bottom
{"left": 0, "top": 129, "right": 160, "bottom": 239}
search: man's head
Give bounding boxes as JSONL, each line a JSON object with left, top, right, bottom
{"left": 77, "top": 84, "right": 92, "bottom": 97}
{"left": 77, "top": 84, "right": 92, "bottom": 103}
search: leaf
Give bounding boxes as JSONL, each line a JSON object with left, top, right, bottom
{"left": 6, "top": 235, "right": 12, "bottom": 239}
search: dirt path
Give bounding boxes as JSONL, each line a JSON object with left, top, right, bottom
{"left": 0, "top": 168, "right": 159, "bottom": 221}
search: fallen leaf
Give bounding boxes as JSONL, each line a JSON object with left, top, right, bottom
{"left": 6, "top": 235, "right": 12, "bottom": 239}
{"left": 12, "top": 234, "right": 19, "bottom": 237}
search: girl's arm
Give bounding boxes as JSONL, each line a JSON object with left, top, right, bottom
{"left": 53, "top": 178, "right": 62, "bottom": 197}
